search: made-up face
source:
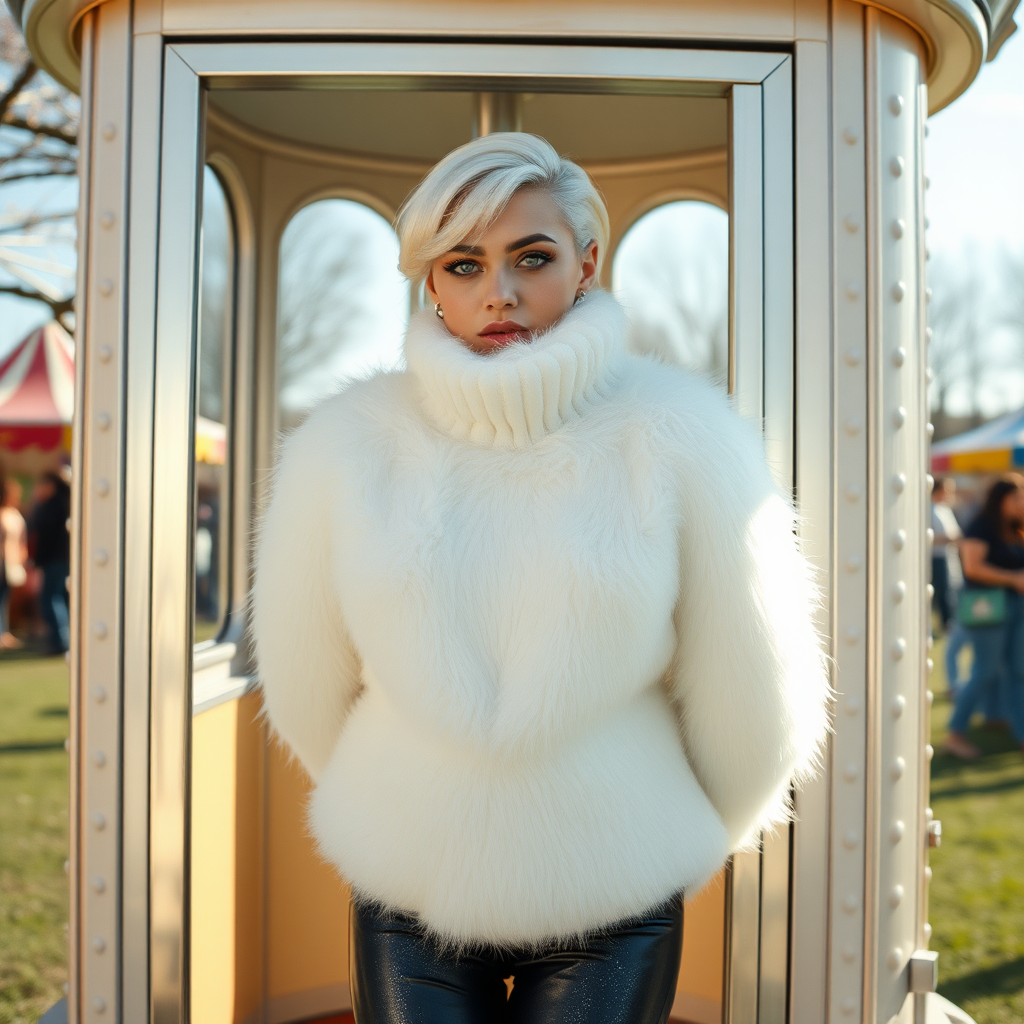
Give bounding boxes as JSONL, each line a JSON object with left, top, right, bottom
{"left": 425, "top": 186, "right": 599, "bottom": 356}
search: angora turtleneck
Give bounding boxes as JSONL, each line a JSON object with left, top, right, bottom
{"left": 253, "top": 290, "right": 828, "bottom": 947}
{"left": 403, "top": 290, "right": 624, "bottom": 448}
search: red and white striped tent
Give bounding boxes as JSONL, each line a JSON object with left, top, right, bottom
{"left": 0, "top": 322, "right": 75, "bottom": 456}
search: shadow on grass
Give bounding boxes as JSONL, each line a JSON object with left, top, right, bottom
{"left": 0, "top": 739, "right": 67, "bottom": 754}
{"left": 940, "top": 957, "right": 1024, "bottom": 1006}
{"left": 38, "top": 705, "right": 69, "bottom": 718}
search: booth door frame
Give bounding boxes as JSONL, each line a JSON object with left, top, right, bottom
{"left": 135, "top": 40, "right": 796, "bottom": 1024}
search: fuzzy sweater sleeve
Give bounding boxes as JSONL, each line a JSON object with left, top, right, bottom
{"left": 667, "top": 394, "right": 829, "bottom": 852}
{"left": 252, "top": 407, "right": 363, "bottom": 781}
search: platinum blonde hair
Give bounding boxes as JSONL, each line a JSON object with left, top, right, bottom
{"left": 396, "top": 133, "right": 609, "bottom": 287}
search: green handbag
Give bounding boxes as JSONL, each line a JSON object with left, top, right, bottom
{"left": 958, "top": 587, "right": 1007, "bottom": 627}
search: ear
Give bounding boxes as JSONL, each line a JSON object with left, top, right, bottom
{"left": 425, "top": 268, "right": 439, "bottom": 305}
{"left": 577, "top": 240, "right": 599, "bottom": 292}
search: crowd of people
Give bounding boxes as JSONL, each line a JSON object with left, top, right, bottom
{"left": 0, "top": 468, "right": 71, "bottom": 656}
{"left": 934, "top": 474, "right": 1024, "bottom": 759}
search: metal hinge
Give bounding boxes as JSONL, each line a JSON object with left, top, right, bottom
{"left": 909, "top": 949, "right": 939, "bottom": 993}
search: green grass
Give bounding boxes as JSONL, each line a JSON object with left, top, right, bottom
{"left": 0, "top": 651, "right": 69, "bottom": 1024}
{"left": 929, "top": 634, "right": 1024, "bottom": 1024}
{"left": 0, "top": 642, "right": 1022, "bottom": 1023}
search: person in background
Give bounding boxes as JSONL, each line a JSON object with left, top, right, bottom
{"left": 931, "top": 477, "right": 962, "bottom": 633}
{"left": 28, "top": 470, "right": 71, "bottom": 655}
{"left": 944, "top": 475, "right": 1024, "bottom": 759}
{"left": 0, "top": 477, "right": 28, "bottom": 650}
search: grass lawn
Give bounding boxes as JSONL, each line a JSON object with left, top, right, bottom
{"left": 0, "top": 651, "right": 69, "bottom": 1024}
{"left": 0, "top": 645, "right": 1022, "bottom": 1022}
{"left": 929, "top": 635, "right": 1024, "bottom": 1024}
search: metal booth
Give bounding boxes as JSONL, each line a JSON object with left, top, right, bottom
{"left": 7, "top": 0, "right": 1020, "bottom": 1021}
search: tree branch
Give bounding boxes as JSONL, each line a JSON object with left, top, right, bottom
{"left": 0, "top": 167, "right": 78, "bottom": 185}
{"left": 0, "top": 113, "right": 78, "bottom": 146}
{"left": 0, "top": 282, "right": 74, "bottom": 319}
{"left": 0, "top": 60, "right": 38, "bottom": 123}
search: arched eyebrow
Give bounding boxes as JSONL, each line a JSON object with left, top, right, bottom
{"left": 506, "top": 233, "right": 557, "bottom": 253}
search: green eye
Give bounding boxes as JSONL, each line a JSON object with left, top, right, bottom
{"left": 519, "top": 252, "right": 553, "bottom": 268}
{"left": 444, "top": 260, "right": 479, "bottom": 275}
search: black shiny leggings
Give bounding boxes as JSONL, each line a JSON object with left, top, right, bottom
{"left": 349, "top": 894, "right": 683, "bottom": 1024}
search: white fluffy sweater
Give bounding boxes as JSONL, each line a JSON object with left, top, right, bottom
{"left": 253, "top": 291, "right": 828, "bottom": 947}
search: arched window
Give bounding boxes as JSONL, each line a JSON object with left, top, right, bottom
{"left": 612, "top": 200, "right": 729, "bottom": 388}
{"left": 194, "top": 165, "right": 235, "bottom": 643}
{"left": 276, "top": 198, "right": 409, "bottom": 430}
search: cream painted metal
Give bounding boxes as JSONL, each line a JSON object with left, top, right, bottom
{"left": 13, "top": 0, "right": 1013, "bottom": 1021}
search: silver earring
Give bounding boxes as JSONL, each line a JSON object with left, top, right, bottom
{"left": 434, "top": 302, "right": 444, "bottom": 320}
{"left": 574, "top": 290, "right": 587, "bottom": 306}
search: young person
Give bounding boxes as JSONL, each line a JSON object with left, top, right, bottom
{"left": 253, "top": 133, "right": 828, "bottom": 1024}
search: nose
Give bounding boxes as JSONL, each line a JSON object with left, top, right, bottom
{"left": 485, "top": 267, "right": 517, "bottom": 312}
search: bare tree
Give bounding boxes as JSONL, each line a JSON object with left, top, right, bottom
{"left": 0, "top": 8, "right": 79, "bottom": 328}
{"left": 999, "top": 246, "right": 1024, "bottom": 359}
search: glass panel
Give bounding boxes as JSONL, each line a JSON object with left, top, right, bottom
{"left": 277, "top": 199, "right": 409, "bottom": 430}
{"left": 612, "top": 200, "right": 730, "bottom": 389}
{"left": 194, "top": 166, "right": 234, "bottom": 644}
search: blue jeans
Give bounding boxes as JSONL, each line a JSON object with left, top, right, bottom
{"left": 40, "top": 560, "right": 70, "bottom": 654}
{"left": 949, "top": 590, "right": 1024, "bottom": 743}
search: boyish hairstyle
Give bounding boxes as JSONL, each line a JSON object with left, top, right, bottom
{"left": 395, "top": 133, "right": 610, "bottom": 288}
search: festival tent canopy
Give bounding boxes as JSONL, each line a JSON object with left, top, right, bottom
{"left": 0, "top": 322, "right": 75, "bottom": 452}
{"left": 930, "top": 408, "right": 1024, "bottom": 474}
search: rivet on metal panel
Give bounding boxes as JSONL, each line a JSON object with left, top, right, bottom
{"left": 845, "top": 484, "right": 863, "bottom": 502}
{"left": 845, "top": 282, "right": 861, "bottom": 300}
{"left": 888, "top": 947, "right": 904, "bottom": 971}
{"left": 844, "top": 415, "right": 863, "bottom": 436}
{"left": 891, "top": 820, "right": 905, "bottom": 843}
{"left": 845, "top": 694, "right": 862, "bottom": 714}
{"left": 98, "top": 345, "right": 112, "bottom": 363}
{"left": 844, "top": 347, "right": 863, "bottom": 366}
{"left": 925, "top": 744, "right": 934, "bottom": 760}
{"left": 91, "top": 876, "right": 106, "bottom": 893}
{"left": 844, "top": 762, "right": 860, "bottom": 782}
{"left": 92, "top": 936, "right": 106, "bottom": 953}
{"left": 100, "top": 211, "right": 115, "bottom": 229}
{"left": 93, "top": 622, "right": 107, "bottom": 640}
{"left": 843, "top": 128, "right": 859, "bottom": 145}
{"left": 893, "top": 473, "right": 907, "bottom": 494}
{"left": 96, "top": 412, "right": 110, "bottom": 431}
{"left": 927, "top": 423, "right": 935, "bottom": 440}
{"left": 840, "top": 997, "right": 857, "bottom": 1016}
{"left": 893, "top": 406, "right": 907, "bottom": 428}
{"left": 893, "top": 347, "right": 907, "bottom": 367}
{"left": 846, "top": 554, "right": 863, "bottom": 573}
{"left": 842, "top": 830, "right": 859, "bottom": 850}
{"left": 98, "top": 278, "right": 113, "bottom": 297}
{"left": 843, "top": 894, "right": 859, "bottom": 914}
{"left": 889, "top": 884, "right": 904, "bottom": 908}
{"left": 925, "top": 922, "right": 933, "bottom": 942}
{"left": 91, "top": 812, "right": 106, "bottom": 831}
{"left": 845, "top": 626, "right": 862, "bottom": 645}
{"left": 93, "top": 750, "right": 106, "bottom": 767}
{"left": 93, "top": 996, "right": 107, "bottom": 1013}
{"left": 927, "top": 583, "right": 935, "bottom": 599}
{"left": 926, "top": 287, "right": 933, "bottom": 303}
{"left": 95, "top": 548, "right": 108, "bottom": 566}
{"left": 925, "top": 327, "right": 933, "bottom": 342}
{"left": 101, "top": 122, "right": 116, "bottom": 141}
{"left": 892, "top": 694, "right": 907, "bottom": 717}
{"left": 841, "top": 944, "right": 858, "bottom": 963}
{"left": 889, "top": 94, "right": 904, "bottom": 115}
{"left": 893, "top": 529, "right": 907, "bottom": 551}
{"left": 927, "top": 367, "right": 935, "bottom": 383}
{"left": 891, "top": 218, "right": 905, "bottom": 239}
{"left": 928, "top": 819, "right": 942, "bottom": 848}
{"left": 926, "top": 176, "right": 931, "bottom": 190}
{"left": 927, "top": 528, "right": 935, "bottom": 545}
{"left": 844, "top": 217, "right": 860, "bottom": 234}
{"left": 891, "top": 756, "right": 906, "bottom": 780}
{"left": 927, "top": 657, "right": 934, "bottom": 672}
{"left": 893, "top": 581, "right": 906, "bottom": 603}
{"left": 890, "top": 156, "right": 905, "bottom": 177}
{"left": 925, "top": 867, "right": 933, "bottom": 883}
{"left": 892, "top": 281, "right": 906, "bottom": 302}
{"left": 892, "top": 638, "right": 907, "bottom": 660}
{"left": 92, "top": 686, "right": 107, "bottom": 704}
{"left": 96, "top": 478, "right": 109, "bottom": 497}
{"left": 926, "top": 474, "right": 935, "bottom": 492}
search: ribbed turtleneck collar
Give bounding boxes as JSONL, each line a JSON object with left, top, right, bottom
{"left": 404, "top": 290, "right": 625, "bottom": 448}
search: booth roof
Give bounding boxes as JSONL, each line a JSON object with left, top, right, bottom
{"left": 0, "top": 321, "right": 75, "bottom": 426}
{"left": 931, "top": 407, "right": 1024, "bottom": 473}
